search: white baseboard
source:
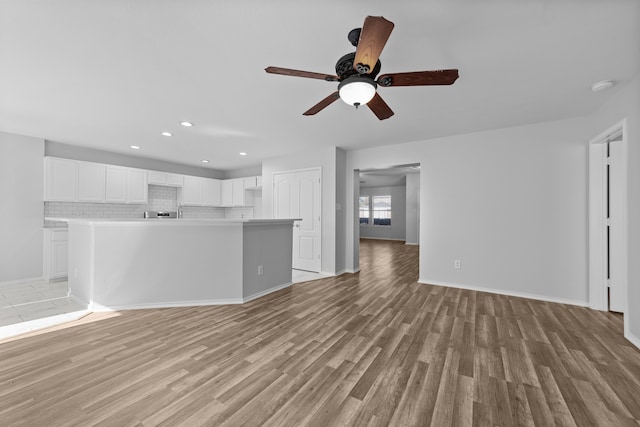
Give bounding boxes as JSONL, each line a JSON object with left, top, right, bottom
{"left": 81, "top": 281, "right": 295, "bottom": 312}
{"left": 418, "top": 279, "right": 589, "bottom": 308}
{"left": 360, "top": 237, "right": 406, "bottom": 242}
{"left": 625, "top": 326, "right": 640, "bottom": 350}
{"left": 405, "top": 242, "right": 419, "bottom": 246}
{"left": 90, "top": 298, "right": 246, "bottom": 312}
{"left": 69, "top": 293, "right": 89, "bottom": 309}
{"left": 0, "top": 276, "right": 45, "bottom": 288}
{"left": 243, "top": 281, "right": 293, "bottom": 303}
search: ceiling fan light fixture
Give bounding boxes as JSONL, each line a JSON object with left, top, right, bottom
{"left": 338, "top": 75, "right": 377, "bottom": 107}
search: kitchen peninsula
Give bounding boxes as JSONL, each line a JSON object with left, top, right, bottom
{"left": 66, "top": 218, "right": 297, "bottom": 311}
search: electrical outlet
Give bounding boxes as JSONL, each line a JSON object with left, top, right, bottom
{"left": 454, "top": 260, "right": 461, "bottom": 269}
{"left": 258, "top": 265, "right": 263, "bottom": 275}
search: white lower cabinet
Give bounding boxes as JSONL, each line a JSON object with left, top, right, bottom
{"left": 43, "top": 229, "right": 68, "bottom": 281}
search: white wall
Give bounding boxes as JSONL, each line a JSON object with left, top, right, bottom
{"left": 335, "top": 148, "right": 346, "bottom": 274}
{"left": 589, "top": 72, "right": 640, "bottom": 347}
{"left": 405, "top": 173, "right": 420, "bottom": 245}
{"left": 345, "top": 117, "right": 590, "bottom": 305}
{"left": 46, "top": 141, "right": 226, "bottom": 179}
{"left": 359, "top": 185, "right": 406, "bottom": 241}
{"left": 262, "top": 146, "right": 337, "bottom": 275}
{"left": 0, "top": 132, "right": 44, "bottom": 283}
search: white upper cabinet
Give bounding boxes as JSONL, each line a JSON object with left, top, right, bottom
{"left": 77, "top": 161, "right": 105, "bottom": 202}
{"left": 45, "top": 156, "right": 256, "bottom": 208}
{"left": 221, "top": 179, "right": 233, "bottom": 206}
{"left": 242, "top": 176, "right": 262, "bottom": 189}
{"left": 202, "top": 178, "right": 221, "bottom": 206}
{"left": 128, "top": 168, "right": 148, "bottom": 204}
{"left": 180, "top": 176, "right": 221, "bottom": 206}
{"left": 232, "top": 178, "right": 245, "bottom": 206}
{"left": 220, "top": 178, "right": 254, "bottom": 206}
{"left": 44, "top": 157, "right": 78, "bottom": 201}
{"left": 105, "top": 165, "right": 128, "bottom": 203}
{"left": 181, "top": 175, "right": 203, "bottom": 205}
{"left": 166, "top": 173, "right": 184, "bottom": 187}
{"left": 148, "top": 170, "right": 184, "bottom": 187}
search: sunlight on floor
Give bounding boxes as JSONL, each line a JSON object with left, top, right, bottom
{"left": 0, "top": 280, "right": 90, "bottom": 340}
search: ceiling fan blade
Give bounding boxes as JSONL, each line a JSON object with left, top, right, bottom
{"left": 303, "top": 91, "right": 340, "bottom": 116}
{"left": 377, "top": 69, "right": 459, "bottom": 87}
{"left": 265, "top": 66, "right": 339, "bottom": 82}
{"left": 353, "top": 16, "right": 394, "bottom": 75}
{"left": 367, "top": 92, "right": 394, "bottom": 120}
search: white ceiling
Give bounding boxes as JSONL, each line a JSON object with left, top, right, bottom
{"left": 1, "top": 1, "right": 638, "bottom": 171}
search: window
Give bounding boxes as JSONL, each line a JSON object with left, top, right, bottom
{"left": 360, "top": 194, "right": 392, "bottom": 226}
{"left": 359, "top": 196, "right": 370, "bottom": 224}
{"left": 372, "top": 195, "right": 392, "bottom": 226}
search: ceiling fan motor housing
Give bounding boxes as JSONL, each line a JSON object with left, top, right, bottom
{"left": 335, "top": 52, "right": 381, "bottom": 80}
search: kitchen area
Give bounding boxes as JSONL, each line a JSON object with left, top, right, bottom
{"left": 1, "top": 149, "right": 298, "bottom": 339}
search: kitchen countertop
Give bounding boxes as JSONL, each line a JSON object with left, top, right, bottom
{"left": 45, "top": 217, "right": 300, "bottom": 225}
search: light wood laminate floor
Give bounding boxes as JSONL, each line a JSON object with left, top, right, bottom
{"left": 1, "top": 240, "right": 639, "bottom": 426}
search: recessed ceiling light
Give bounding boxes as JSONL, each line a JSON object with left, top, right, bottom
{"left": 161, "top": 131, "right": 173, "bottom": 137}
{"left": 130, "top": 145, "right": 140, "bottom": 150}
{"left": 201, "top": 159, "right": 209, "bottom": 163}
{"left": 239, "top": 152, "right": 247, "bottom": 156}
{"left": 591, "top": 80, "right": 614, "bottom": 92}
{"left": 180, "top": 121, "right": 193, "bottom": 127}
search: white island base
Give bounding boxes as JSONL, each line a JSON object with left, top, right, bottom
{"left": 67, "top": 219, "right": 296, "bottom": 311}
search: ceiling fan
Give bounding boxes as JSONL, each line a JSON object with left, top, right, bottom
{"left": 265, "top": 16, "right": 459, "bottom": 120}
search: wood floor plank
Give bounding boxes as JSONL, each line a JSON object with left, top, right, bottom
{"left": 0, "top": 239, "right": 638, "bottom": 426}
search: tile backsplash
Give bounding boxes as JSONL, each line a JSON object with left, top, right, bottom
{"left": 44, "top": 184, "right": 252, "bottom": 226}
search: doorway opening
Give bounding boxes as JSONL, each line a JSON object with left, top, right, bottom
{"left": 589, "top": 119, "right": 628, "bottom": 314}
{"left": 356, "top": 163, "right": 420, "bottom": 267}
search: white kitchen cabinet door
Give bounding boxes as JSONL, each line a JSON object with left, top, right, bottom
{"left": 148, "top": 171, "right": 184, "bottom": 187}
{"left": 256, "top": 175, "right": 263, "bottom": 188}
{"left": 232, "top": 178, "right": 253, "bottom": 206}
{"left": 44, "top": 157, "right": 78, "bottom": 201}
{"left": 202, "top": 178, "right": 221, "bottom": 206}
{"left": 221, "top": 179, "right": 233, "bottom": 206}
{"left": 105, "top": 165, "right": 128, "bottom": 203}
{"left": 243, "top": 176, "right": 257, "bottom": 189}
{"left": 182, "top": 176, "right": 203, "bottom": 205}
{"left": 232, "top": 178, "right": 244, "bottom": 206}
{"left": 43, "top": 229, "right": 68, "bottom": 280}
{"left": 128, "top": 168, "right": 148, "bottom": 204}
{"left": 166, "top": 173, "right": 184, "bottom": 187}
{"left": 77, "top": 161, "right": 105, "bottom": 202}
{"left": 147, "top": 170, "right": 167, "bottom": 185}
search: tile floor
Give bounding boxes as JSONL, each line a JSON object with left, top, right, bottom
{"left": 0, "top": 280, "right": 88, "bottom": 340}
{"left": 291, "top": 269, "right": 331, "bottom": 284}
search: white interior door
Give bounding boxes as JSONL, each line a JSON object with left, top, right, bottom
{"left": 273, "top": 169, "right": 321, "bottom": 272}
{"left": 608, "top": 139, "right": 625, "bottom": 312}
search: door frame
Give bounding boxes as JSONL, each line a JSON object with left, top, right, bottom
{"left": 272, "top": 166, "right": 322, "bottom": 272}
{"left": 588, "top": 119, "right": 628, "bottom": 313}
